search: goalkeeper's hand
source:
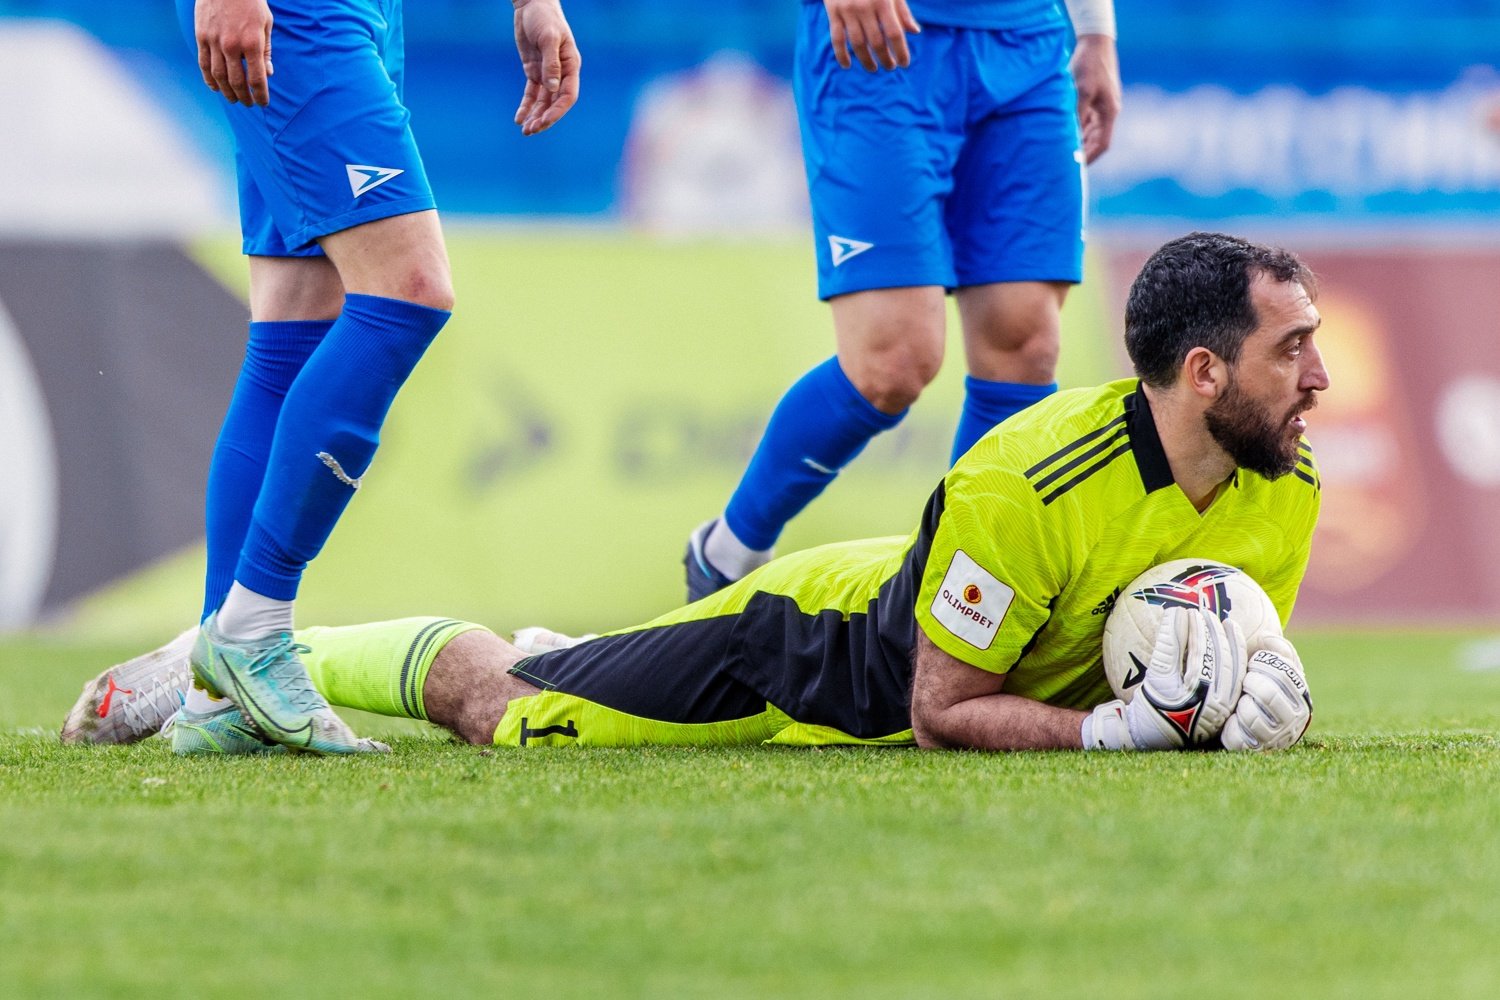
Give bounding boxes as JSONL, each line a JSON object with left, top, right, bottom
{"left": 1082, "top": 607, "right": 1246, "bottom": 751}
{"left": 1220, "top": 634, "right": 1312, "bottom": 751}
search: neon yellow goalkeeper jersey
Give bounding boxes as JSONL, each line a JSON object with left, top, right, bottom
{"left": 913, "top": 378, "right": 1321, "bottom": 709}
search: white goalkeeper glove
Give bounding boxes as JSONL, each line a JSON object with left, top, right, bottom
{"left": 1220, "top": 633, "right": 1312, "bottom": 751}
{"left": 1082, "top": 606, "right": 1247, "bottom": 751}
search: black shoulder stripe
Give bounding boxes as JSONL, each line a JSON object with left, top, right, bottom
{"left": 1293, "top": 467, "right": 1319, "bottom": 489}
{"left": 1030, "top": 426, "right": 1129, "bottom": 494}
{"left": 1039, "top": 440, "right": 1133, "bottom": 505}
{"left": 1025, "top": 413, "right": 1128, "bottom": 479}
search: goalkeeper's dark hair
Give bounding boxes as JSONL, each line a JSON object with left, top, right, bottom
{"left": 1124, "top": 232, "right": 1317, "bottom": 388}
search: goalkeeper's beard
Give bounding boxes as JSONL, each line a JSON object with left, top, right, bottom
{"left": 1204, "top": 377, "right": 1314, "bottom": 480}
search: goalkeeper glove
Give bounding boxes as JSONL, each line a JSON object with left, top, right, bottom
{"left": 1082, "top": 606, "right": 1246, "bottom": 750}
{"left": 1220, "top": 633, "right": 1312, "bottom": 751}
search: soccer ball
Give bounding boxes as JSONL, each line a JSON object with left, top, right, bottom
{"left": 1102, "top": 559, "right": 1282, "bottom": 702}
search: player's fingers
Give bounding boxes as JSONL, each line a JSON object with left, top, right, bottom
{"left": 1083, "top": 106, "right": 1116, "bottom": 164}
{"left": 879, "top": 10, "right": 912, "bottom": 68}
{"left": 245, "top": 57, "right": 269, "bottom": 107}
{"left": 846, "top": 20, "right": 878, "bottom": 72}
{"left": 244, "top": 38, "right": 270, "bottom": 106}
{"left": 197, "top": 39, "right": 218, "bottom": 92}
{"left": 522, "top": 90, "right": 556, "bottom": 135}
{"left": 858, "top": 9, "right": 896, "bottom": 70}
{"left": 515, "top": 79, "right": 539, "bottom": 124}
{"left": 828, "top": 19, "right": 853, "bottom": 70}
{"left": 534, "top": 28, "right": 564, "bottom": 93}
{"left": 224, "top": 48, "right": 252, "bottom": 106}
{"left": 898, "top": 3, "right": 922, "bottom": 34}
{"left": 206, "top": 45, "right": 234, "bottom": 102}
{"left": 529, "top": 44, "right": 580, "bottom": 133}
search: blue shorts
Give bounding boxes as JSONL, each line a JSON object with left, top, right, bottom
{"left": 177, "top": 0, "right": 436, "bottom": 258}
{"left": 794, "top": 6, "right": 1084, "bottom": 299}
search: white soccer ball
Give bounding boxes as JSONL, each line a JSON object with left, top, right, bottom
{"left": 1102, "top": 558, "right": 1282, "bottom": 702}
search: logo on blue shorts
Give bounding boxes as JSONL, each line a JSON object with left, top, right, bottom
{"left": 828, "top": 235, "right": 874, "bottom": 266}
{"left": 345, "top": 164, "right": 406, "bottom": 199}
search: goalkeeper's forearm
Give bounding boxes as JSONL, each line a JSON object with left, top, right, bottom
{"left": 912, "top": 690, "right": 1089, "bottom": 751}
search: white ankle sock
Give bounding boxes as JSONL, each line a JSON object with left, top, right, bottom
{"left": 214, "top": 582, "right": 295, "bottom": 640}
{"left": 184, "top": 684, "right": 231, "bottom": 714}
{"left": 705, "top": 518, "right": 773, "bottom": 581}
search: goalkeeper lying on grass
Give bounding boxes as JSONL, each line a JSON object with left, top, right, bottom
{"left": 64, "top": 232, "right": 1326, "bottom": 755}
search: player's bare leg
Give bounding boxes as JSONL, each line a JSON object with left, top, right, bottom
{"left": 318, "top": 209, "right": 454, "bottom": 312}
{"left": 948, "top": 280, "right": 1069, "bottom": 463}
{"left": 830, "top": 285, "right": 948, "bottom": 413}
{"left": 955, "top": 281, "right": 1067, "bottom": 385}
{"left": 417, "top": 630, "right": 540, "bottom": 745}
{"left": 247, "top": 255, "right": 345, "bottom": 321}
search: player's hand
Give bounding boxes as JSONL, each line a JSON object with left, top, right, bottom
{"left": 823, "top": 0, "right": 921, "bottom": 72}
{"left": 194, "top": 0, "right": 274, "bottom": 107}
{"left": 1069, "top": 34, "right": 1120, "bottom": 163}
{"left": 512, "top": 0, "right": 581, "bottom": 135}
{"left": 1083, "top": 607, "right": 1246, "bottom": 750}
{"left": 1221, "top": 634, "right": 1313, "bottom": 751}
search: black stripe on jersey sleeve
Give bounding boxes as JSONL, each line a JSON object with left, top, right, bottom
{"left": 1039, "top": 440, "right": 1134, "bottom": 504}
{"left": 1030, "top": 426, "right": 1128, "bottom": 494}
{"left": 1025, "top": 413, "right": 1127, "bottom": 479}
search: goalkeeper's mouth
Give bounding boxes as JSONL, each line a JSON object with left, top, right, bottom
{"left": 1287, "top": 395, "right": 1317, "bottom": 434}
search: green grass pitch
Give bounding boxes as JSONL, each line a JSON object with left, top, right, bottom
{"left": 4, "top": 233, "right": 1500, "bottom": 996}
{"left": 3, "top": 629, "right": 1499, "bottom": 998}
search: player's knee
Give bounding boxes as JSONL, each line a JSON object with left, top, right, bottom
{"left": 393, "top": 261, "right": 455, "bottom": 313}
{"left": 1007, "top": 328, "right": 1061, "bottom": 381}
{"left": 846, "top": 340, "right": 944, "bottom": 413}
{"left": 971, "top": 313, "right": 1061, "bottom": 383}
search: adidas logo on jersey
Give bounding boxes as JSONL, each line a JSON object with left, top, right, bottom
{"left": 345, "top": 164, "right": 405, "bottom": 198}
{"left": 1091, "top": 586, "right": 1122, "bottom": 617}
{"left": 829, "top": 235, "right": 874, "bottom": 267}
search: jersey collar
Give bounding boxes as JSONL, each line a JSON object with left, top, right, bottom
{"left": 1124, "top": 384, "right": 1176, "bottom": 493}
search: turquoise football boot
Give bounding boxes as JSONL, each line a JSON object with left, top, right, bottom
{"left": 190, "top": 613, "right": 388, "bottom": 755}
{"left": 166, "top": 704, "right": 288, "bottom": 756}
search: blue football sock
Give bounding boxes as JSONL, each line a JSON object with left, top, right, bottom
{"left": 202, "top": 320, "right": 330, "bottom": 620}
{"left": 950, "top": 377, "right": 1057, "bottom": 466}
{"left": 724, "top": 357, "right": 904, "bottom": 552}
{"left": 232, "top": 293, "right": 450, "bottom": 602}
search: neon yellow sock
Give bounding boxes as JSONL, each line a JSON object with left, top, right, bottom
{"left": 298, "top": 617, "right": 483, "bottom": 721}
